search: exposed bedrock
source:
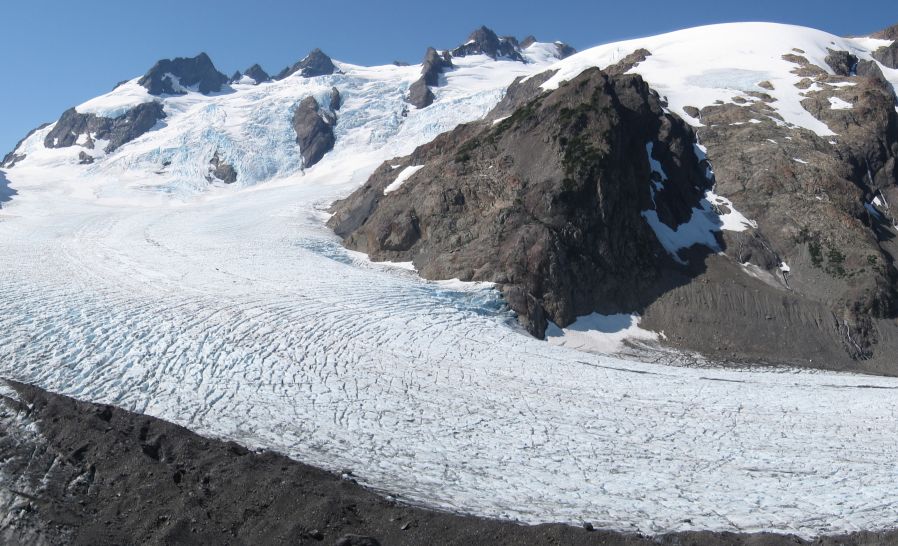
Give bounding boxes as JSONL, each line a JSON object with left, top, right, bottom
{"left": 293, "top": 96, "right": 336, "bottom": 168}
{"left": 407, "top": 47, "right": 454, "bottom": 109}
{"left": 331, "top": 68, "right": 713, "bottom": 338}
{"left": 451, "top": 26, "right": 526, "bottom": 62}
{"left": 43, "top": 102, "right": 166, "bottom": 154}
{"left": 207, "top": 152, "right": 237, "bottom": 184}
{"left": 669, "top": 55, "right": 898, "bottom": 370}
{"left": 231, "top": 63, "right": 271, "bottom": 84}
{"left": 276, "top": 49, "right": 338, "bottom": 79}
{"left": 138, "top": 52, "right": 229, "bottom": 95}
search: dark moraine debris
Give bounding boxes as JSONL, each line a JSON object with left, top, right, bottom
{"left": 293, "top": 96, "right": 336, "bottom": 168}
{"left": 277, "top": 48, "right": 338, "bottom": 79}
{"left": 43, "top": 102, "right": 166, "bottom": 153}
{"left": 208, "top": 152, "right": 237, "bottom": 184}
{"left": 4, "top": 379, "right": 898, "bottom": 544}
{"left": 138, "top": 52, "right": 229, "bottom": 95}
{"left": 451, "top": 26, "right": 525, "bottom": 62}
{"left": 330, "top": 67, "right": 712, "bottom": 338}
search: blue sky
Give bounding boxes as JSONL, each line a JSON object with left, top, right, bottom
{"left": 1, "top": 0, "right": 895, "bottom": 155}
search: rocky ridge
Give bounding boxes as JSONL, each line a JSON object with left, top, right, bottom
{"left": 138, "top": 52, "right": 229, "bottom": 95}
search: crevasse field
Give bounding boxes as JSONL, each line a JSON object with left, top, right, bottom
{"left": 2, "top": 23, "right": 898, "bottom": 538}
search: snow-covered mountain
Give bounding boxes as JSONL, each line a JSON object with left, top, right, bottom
{"left": 2, "top": 22, "right": 898, "bottom": 539}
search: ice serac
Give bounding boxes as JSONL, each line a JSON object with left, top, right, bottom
{"left": 292, "top": 96, "right": 336, "bottom": 168}
{"left": 138, "top": 52, "right": 229, "bottom": 95}
{"left": 329, "top": 68, "right": 712, "bottom": 337}
{"left": 451, "top": 26, "right": 526, "bottom": 62}
{"left": 43, "top": 102, "right": 166, "bottom": 153}
{"left": 407, "top": 47, "right": 453, "bottom": 109}
{"left": 276, "top": 49, "right": 337, "bottom": 79}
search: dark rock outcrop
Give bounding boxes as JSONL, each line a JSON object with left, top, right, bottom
{"left": 293, "top": 96, "right": 336, "bottom": 168}
{"left": 554, "top": 41, "right": 577, "bottom": 59}
{"left": 207, "top": 152, "right": 237, "bottom": 183}
{"left": 872, "top": 22, "right": 898, "bottom": 40}
{"left": 44, "top": 102, "right": 166, "bottom": 153}
{"left": 485, "top": 70, "right": 558, "bottom": 121}
{"left": 243, "top": 63, "right": 270, "bottom": 83}
{"left": 407, "top": 80, "right": 435, "bottom": 109}
{"left": 138, "top": 52, "right": 229, "bottom": 95}
{"left": 78, "top": 151, "right": 94, "bottom": 165}
{"left": 824, "top": 49, "right": 859, "bottom": 76}
{"left": 330, "top": 86, "right": 342, "bottom": 111}
{"left": 407, "top": 48, "right": 454, "bottom": 109}
{"left": 450, "top": 26, "right": 525, "bottom": 62}
{"left": 871, "top": 42, "right": 898, "bottom": 69}
{"left": 277, "top": 49, "right": 337, "bottom": 79}
{"left": 330, "top": 68, "right": 711, "bottom": 337}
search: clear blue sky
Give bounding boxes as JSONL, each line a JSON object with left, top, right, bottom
{"left": 1, "top": 0, "right": 895, "bottom": 155}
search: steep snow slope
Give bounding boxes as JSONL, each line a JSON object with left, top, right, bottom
{"left": 1, "top": 23, "right": 898, "bottom": 538}
{"left": 545, "top": 22, "right": 897, "bottom": 135}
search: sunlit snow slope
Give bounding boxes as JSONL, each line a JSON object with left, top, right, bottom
{"left": 2, "top": 23, "right": 898, "bottom": 538}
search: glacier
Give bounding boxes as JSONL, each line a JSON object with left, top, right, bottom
{"left": 1, "top": 23, "right": 898, "bottom": 539}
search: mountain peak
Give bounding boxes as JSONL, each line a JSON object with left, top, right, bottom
{"left": 451, "top": 26, "right": 525, "bottom": 62}
{"left": 138, "top": 52, "right": 229, "bottom": 96}
{"left": 276, "top": 49, "right": 337, "bottom": 79}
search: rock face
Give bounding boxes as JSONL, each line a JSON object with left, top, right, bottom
{"left": 871, "top": 42, "right": 898, "bottom": 69}
{"left": 138, "top": 52, "right": 229, "bottom": 95}
{"left": 330, "top": 86, "right": 342, "bottom": 111}
{"left": 451, "top": 26, "right": 525, "bottom": 62}
{"left": 231, "top": 64, "right": 271, "bottom": 84}
{"left": 293, "top": 96, "right": 336, "bottom": 168}
{"left": 330, "top": 68, "right": 711, "bottom": 337}
{"left": 244, "top": 63, "right": 270, "bottom": 83}
{"left": 407, "top": 47, "right": 454, "bottom": 109}
{"left": 648, "top": 50, "right": 898, "bottom": 371}
{"left": 824, "top": 48, "right": 858, "bottom": 76}
{"left": 208, "top": 152, "right": 237, "bottom": 183}
{"left": 44, "top": 102, "right": 166, "bottom": 153}
{"left": 871, "top": 22, "right": 898, "bottom": 40}
{"left": 277, "top": 49, "right": 337, "bottom": 79}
